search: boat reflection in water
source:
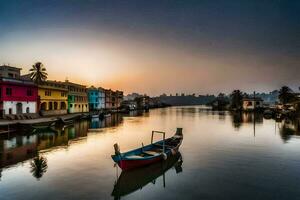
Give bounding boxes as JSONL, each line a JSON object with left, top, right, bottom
{"left": 111, "top": 152, "right": 183, "bottom": 199}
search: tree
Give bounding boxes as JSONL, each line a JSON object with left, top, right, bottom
{"left": 30, "top": 62, "right": 48, "bottom": 84}
{"left": 230, "top": 90, "right": 243, "bottom": 110}
{"left": 278, "top": 86, "right": 296, "bottom": 104}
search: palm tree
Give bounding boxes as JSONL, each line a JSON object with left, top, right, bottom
{"left": 278, "top": 86, "right": 295, "bottom": 104}
{"left": 230, "top": 90, "right": 243, "bottom": 110}
{"left": 30, "top": 155, "right": 48, "bottom": 180}
{"left": 29, "top": 62, "right": 48, "bottom": 84}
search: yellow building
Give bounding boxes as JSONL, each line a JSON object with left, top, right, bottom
{"left": 38, "top": 80, "right": 68, "bottom": 116}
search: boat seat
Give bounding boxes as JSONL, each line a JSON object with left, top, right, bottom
{"left": 126, "top": 155, "right": 144, "bottom": 159}
{"left": 143, "top": 151, "right": 160, "bottom": 156}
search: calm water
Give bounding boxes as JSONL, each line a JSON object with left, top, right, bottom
{"left": 1, "top": 106, "right": 300, "bottom": 200}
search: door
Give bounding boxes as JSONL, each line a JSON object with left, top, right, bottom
{"left": 16, "top": 103, "right": 23, "bottom": 114}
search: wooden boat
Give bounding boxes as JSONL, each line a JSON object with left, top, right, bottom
{"left": 80, "top": 113, "right": 91, "bottom": 120}
{"left": 32, "top": 126, "right": 58, "bottom": 134}
{"left": 112, "top": 152, "right": 183, "bottom": 199}
{"left": 111, "top": 128, "right": 183, "bottom": 170}
{"left": 19, "top": 118, "right": 58, "bottom": 129}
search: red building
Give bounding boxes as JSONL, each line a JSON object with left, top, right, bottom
{"left": 0, "top": 77, "right": 38, "bottom": 118}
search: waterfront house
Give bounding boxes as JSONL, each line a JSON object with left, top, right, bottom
{"left": 0, "top": 77, "right": 38, "bottom": 118}
{"left": 115, "top": 90, "right": 123, "bottom": 109}
{"left": 242, "top": 97, "right": 263, "bottom": 111}
{"left": 64, "top": 80, "right": 89, "bottom": 113}
{"left": 88, "top": 86, "right": 105, "bottom": 111}
{"left": 121, "top": 100, "right": 137, "bottom": 111}
{"left": 105, "top": 89, "right": 123, "bottom": 111}
{"left": 0, "top": 66, "right": 38, "bottom": 118}
{"left": 105, "top": 89, "right": 113, "bottom": 110}
{"left": 38, "top": 81, "right": 68, "bottom": 116}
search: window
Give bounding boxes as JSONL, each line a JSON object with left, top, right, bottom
{"left": 6, "top": 88, "right": 12, "bottom": 96}
{"left": 45, "top": 90, "right": 51, "bottom": 96}
{"left": 70, "top": 104, "right": 73, "bottom": 108}
{"left": 27, "top": 89, "right": 33, "bottom": 96}
{"left": 61, "top": 92, "right": 66, "bottom": 97}
{"left": 9, "top": 108, "right": 12, "bottom": 114}
{"left": 8, "top": 73, "right": 13, "bottom": 78}
{"left": 26, "top": 107, "right": 30, "bottom": 113}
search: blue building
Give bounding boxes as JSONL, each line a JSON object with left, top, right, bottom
{"left": 88, "top": 86, "right": 105, "bottom": 111}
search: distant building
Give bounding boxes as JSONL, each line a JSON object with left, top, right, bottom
{"left": 105, "top": 89, "right": 123, "bottom": 110}
{"left": 115, "top": 90, "right": 123, "bottom": 109}
{"left": 88, "top": 86, "right": 105, "bottom": 111}
{"left": 242, "top": 97, "right": 263, "bottom": 111}
{"left": 121, "top": 100, "right": 137, "bottom": 111}
{"left": 135, "top": 95, "right": 150, "bottom": 109}
{"left": 124, "top": 93, "right": 142, "bottom": 101}
{"left": 0, "top": 65, "right": 21, "bottom": 79}
{"left": 64, "top": 81, "right": 89, "bottom": 113}
{"left": 38, "top": 80, "right": 68, "bottom": 116}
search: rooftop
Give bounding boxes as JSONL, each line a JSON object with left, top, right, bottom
{"left": 242, "top": 97, "right": 263, "bottom": 101}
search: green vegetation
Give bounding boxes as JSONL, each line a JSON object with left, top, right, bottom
{"left": 278, "top": 86, "right": 296, "bottom": 104}
{"left": 230, "top": 90, "right": 243, "bottom": 110}
{"left": 30, "top": 62, "right": 48, "bottom": 84}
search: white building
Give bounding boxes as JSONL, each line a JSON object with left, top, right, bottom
{"left": 242, "top": 97, "right": 263, "bottom": 111}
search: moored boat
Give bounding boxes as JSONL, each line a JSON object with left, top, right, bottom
{"left": 19, "top": 118, "right": 58, "bottom": 129}
{"left": 111, "top": 128, "right": 183, "bottom": 170}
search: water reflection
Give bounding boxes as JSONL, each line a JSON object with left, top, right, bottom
{"left": 230, "top": 112, "right": 263, "bottom": 129}
{"left": 30, "top": 154, "right": 48, "bottom": 180}
{"left": 0, "top": 115, "right": 124, "bottom": 177}
{"left": 112, "top": 152, "right": 183, "bottom": 200}
{"left": 90, "top": 114, "right": 123, "bottom": 129}
{"left": 279, "top": 118, "right": 300, "bottom": 142}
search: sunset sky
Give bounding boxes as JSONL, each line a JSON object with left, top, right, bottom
{"left": 0, "top": 0, "right": 299, "bottom": 96}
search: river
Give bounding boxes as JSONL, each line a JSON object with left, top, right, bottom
{"left": 0, "top": 106, "right": 300, "bottom": 199}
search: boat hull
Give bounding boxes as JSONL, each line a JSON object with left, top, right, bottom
{"left": 118, "top": 155, "right": 163, "bottom": 170}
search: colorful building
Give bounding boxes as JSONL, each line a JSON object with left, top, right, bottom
{"left": 0, "top": 77, "right": 38, "bottom": 117}
{"left": 38, "top": 81, "right": 68, "bottom": 116}
{"left": 64, "top": 81, "right": 89, "bottom": 113}
{"left": 88, "top": 86, "right": 105, "bottom": 111}
{"left": 0, "top": 65, "right": 38, "bottom": 118}
{"left": 105, "top": 89, "right": 123, "bottom": 110}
